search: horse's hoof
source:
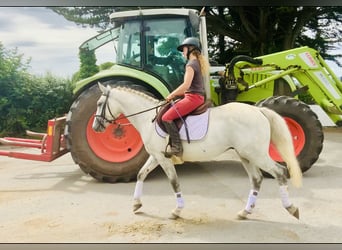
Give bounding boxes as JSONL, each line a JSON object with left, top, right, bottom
{"left": 286, "top": 205, "right": 299, "bottom": 219}
{"left": 169, "top": 213, "right": 180, "bottom": 220}
{"left": 237, "top": 209, "right": 250, "bottom": 220}
{"left": 169, "top": 208, "right": 182, "bottom": 220}
{"left": 133, "top": 200, "right": 142, "bottom": 213}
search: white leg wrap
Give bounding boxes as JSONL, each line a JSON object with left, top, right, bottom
{"left": 133, "top": 180, "right": 143, "bottom": 199}
{"left": 245, "top": 190, "right": 258, "bottom": 213}
{"left": 279, "top": 185, "right": 292, "bottom": 208}
{"left": 175, "top": 192, "right": 184, "bottom": 208}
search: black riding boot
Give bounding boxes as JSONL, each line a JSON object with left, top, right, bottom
{"left": 163, "top": 121, "right": 183, "bottom": 158}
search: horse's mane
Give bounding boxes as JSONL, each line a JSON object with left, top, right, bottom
{"left": 113, "top": 85, "right": 160, "bottom": 104}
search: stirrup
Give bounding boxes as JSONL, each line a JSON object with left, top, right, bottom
{"left": 163, "top": 143, "right": 182, "bottom": 158}
{"left": 164, "top": 150, "right": 182, "bottom": 158}
{"left": 163, "top": 142, "right": 183, "bottom": 158}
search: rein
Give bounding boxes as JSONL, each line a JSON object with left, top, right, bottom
{"left": 95, "top": 91, "right": 168, "bottom": 126}
{"left": 113, "top": 101, "right": 168, "bottom": 124}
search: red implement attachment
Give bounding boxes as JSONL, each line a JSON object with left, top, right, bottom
{"left": 0, "top": 116, "right": 69, "bottom": 161}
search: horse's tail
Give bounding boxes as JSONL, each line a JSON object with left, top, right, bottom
{"left": 260, "top": 107, "right": 303, "bottom": 188}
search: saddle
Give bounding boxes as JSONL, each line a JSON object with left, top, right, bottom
{"left": 155, "top": 100, "right": 212, "bottom": 142}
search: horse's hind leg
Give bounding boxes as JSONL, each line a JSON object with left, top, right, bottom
{"left": 266, "top": 163, "right": 300, "bottom": 219}
{"left": 237, "top": 157, "right": 264, "bottom": 220}
{"left": 133, "top": 155, "right": 159, "bottom": 213}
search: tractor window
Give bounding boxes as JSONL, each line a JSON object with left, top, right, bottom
{"left": 79, "top": 27, "right": 120, "bottom": 52}
{"left": 144, "top": 18, "right": 188, "bottom": 85}
{"left": 117, "top": 21, "right": 141, "bottom": 67}
{"left": 116, "top": 17, "right": 192, "bottom": 87}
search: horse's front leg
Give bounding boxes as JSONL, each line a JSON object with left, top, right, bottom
{"left": 133, "top": 155, "right": 159, "bottom": 213}
{"left": 158, "top": 158, "right": 184, "bottom": 219}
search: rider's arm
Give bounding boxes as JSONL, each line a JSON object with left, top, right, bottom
{"left": 166, "top": 65, "right": 194, "bottom": 102}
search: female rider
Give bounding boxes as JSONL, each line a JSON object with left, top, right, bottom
{"left": 162, "top": 37, "right": 209, "bottom": 158}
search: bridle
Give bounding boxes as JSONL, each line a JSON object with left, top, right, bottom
{"left": 94, "top": 91, "right": 117, "bottom": 129}
{"left": 94, "top": 89, "right": 168, "bottom": 129}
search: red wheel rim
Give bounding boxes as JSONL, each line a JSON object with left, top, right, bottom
{"left": 269, "top": 117, "right": 305, "bottom": 162}
{"left": 86, "top": 114, "right": 144, "bottom": 162}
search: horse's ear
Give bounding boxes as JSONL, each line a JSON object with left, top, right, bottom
{"left": 98, "top": 82, "right": 107, "bottom": 93}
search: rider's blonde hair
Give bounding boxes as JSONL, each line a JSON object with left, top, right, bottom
{"left": 190, "top": 47, "right": 210, "bottom": 77}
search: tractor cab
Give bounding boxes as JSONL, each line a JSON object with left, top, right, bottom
{"left": 80, "top": 8, "right": 201, "bottom": 88}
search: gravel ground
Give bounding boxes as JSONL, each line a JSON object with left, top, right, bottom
{"left": 0, "top": 127, "right": 341, "bottom": 243}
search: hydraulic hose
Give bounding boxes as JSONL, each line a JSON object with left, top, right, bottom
{"left": 227, "top": 55, "right": 263, "bottom": 77}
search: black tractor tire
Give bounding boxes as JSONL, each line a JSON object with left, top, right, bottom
{"left": 65, "top": 83, "right": 149, "bottom": 183}
{"left": 256, "top": 96, "right": 324, "bottom": 174}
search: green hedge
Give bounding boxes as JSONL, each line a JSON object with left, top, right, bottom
{"left": 0, "top": 43, "right": 74, "bottom": 136}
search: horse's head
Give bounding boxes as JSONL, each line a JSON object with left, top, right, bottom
{"left": 92, "top": 82, "right": 119, "bottom": 132}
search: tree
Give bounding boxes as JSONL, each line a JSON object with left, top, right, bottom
{"left": 205, "top": 6, "right": 342, "bottom": 65}
{"left": 78, "top": 48, "right": 99, "bottom": 80}
{"left": 49, "top": 7, "right": 131, "bottom": 30}
{"left": 0, "top": 42, "right": 73, "bottom": 136}
{"left": 49, "top": 6, "right": 342, "bottom": 66}
{"left": 0, "top": 42, "right": 31, "bottom": 135}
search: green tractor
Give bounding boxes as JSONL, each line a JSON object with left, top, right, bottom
{"left": 36, "top": 8, "right": 342, "bottom": 182}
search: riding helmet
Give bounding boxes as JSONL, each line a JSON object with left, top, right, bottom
{"left": 177, "top": 37, "right": 201, "bottom": 53}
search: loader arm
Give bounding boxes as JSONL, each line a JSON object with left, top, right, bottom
{"left": 223, "top": 46, "right": 342, "bottom": 125}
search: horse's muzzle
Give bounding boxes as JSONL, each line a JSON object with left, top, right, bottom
{"left": 92, "top": 117, "right": 106, "bottom": 132}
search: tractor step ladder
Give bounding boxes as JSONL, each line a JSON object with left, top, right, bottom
{"left": 0, "top": 116, "right": 69, "bottom": 162}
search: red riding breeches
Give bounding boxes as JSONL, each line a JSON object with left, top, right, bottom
{"left": 162, "top": 93, "right": 204, "bottom": 122}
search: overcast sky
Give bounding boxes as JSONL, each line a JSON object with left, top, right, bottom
{"left": 0, "top": 7, "right": 341, "bottom": 78}
{"left": 0, "top": 7, "right": 114, "bottom": 78}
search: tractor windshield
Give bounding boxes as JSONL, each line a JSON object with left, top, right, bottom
{"left": 116, "top": 17, "right": 191, "bottom": 85}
